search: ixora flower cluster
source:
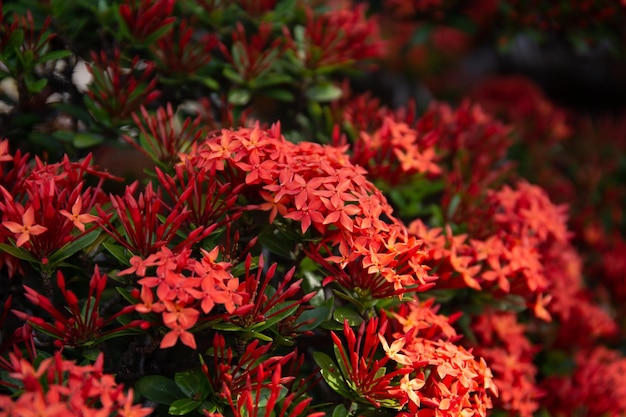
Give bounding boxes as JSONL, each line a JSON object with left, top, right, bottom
{"left": 1, "top": 0, "right": 626, "bottom": 417}
{"left": 0, "top": 114, "right": 618, "bottom": 417}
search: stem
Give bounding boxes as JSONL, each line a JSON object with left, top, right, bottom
{"left": 41, "top": 271, "right": 53, "bottom": 300}
{"left": 347, "top": 401, "right": 358, "bottom": 417}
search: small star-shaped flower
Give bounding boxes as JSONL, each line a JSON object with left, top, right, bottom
{"left": 3, "top": 207, "right": 48, "bottom": 247}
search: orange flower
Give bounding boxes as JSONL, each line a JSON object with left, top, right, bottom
{"left": 161, "top": 323, "right": 196, "bottom": 349}
{"left": 0, "top": 139, "right": 12, "bottom": 162}
{"left": 2, "top": 206, "right": 48, "bottom": 247}
{"left": 59, "top": 196, "right": 99, "bottom": 232}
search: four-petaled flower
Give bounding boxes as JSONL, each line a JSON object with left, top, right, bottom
{"left": 2, "top": 206, "right": 47, "bottom": 247}
{"left": 59, "top": 196, "right": 99, "bottom": 232}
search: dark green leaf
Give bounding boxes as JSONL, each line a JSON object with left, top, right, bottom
{"left": 135, "top": 375, "right": 183, "bottom": 405}
{"left": 24, "top": 77, "right": 47, "bottom": 94}
{"left": 295, "top": 305, "right": 331, "bottom": 331}
{"left": 231, "top": 257, "right": 258, "bottom": 277}
{"left": 103, "top": 242, "right": 131, "bottom": 264}
{"left": 333, "top": 306, "right": 363, "bottom": 326}
{"left": 253, "top": 303, "right": 298, "bottom": 332}
{"left": 257, "top": 386, "right": 288, "bottom": 407}
{"left": 174, "top": 369, "right": 211, "bottom": 400}
{"left": 333, "top": 344, "right": 353, "bottom": 387}
{"left": 251, "top": 73, "right": 292, "bottom": 89}
{"left": 82, "top": 348, "right": 101, "bottom": 361}
{"left": 211, "top": 322, "right": 245, "bottom": 331}
{"left": 199, "top": 401, "right": 218, "bottom": 413}
{"left": 37, "top": 49, "right": 72, "bottom": 64}
{"left": 47, "top": 230, "right": 100, "bottom": 267}
{"left": 0, "top": 243, "right": 38, "bottom": 263}
{"left": 332, "top": 404, "right": 349, "bottom": 417}
{"left": 169, "top": 398, "right": 201, "bottom": 415}
{"left": 4, "top": 29, "right": 24, "bottom": 56}
{"left": 312, "top": 352, "right": 354, "bottom": 399}
{"left": 116, "top": 287, "right": 137, "bottom": 305}
{"left": 261, "top": 88, "right": 294, "bottom": 102}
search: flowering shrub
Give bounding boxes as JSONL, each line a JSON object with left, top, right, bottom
{"left": 1, "top": 1, "right": 626, "bottom": 417}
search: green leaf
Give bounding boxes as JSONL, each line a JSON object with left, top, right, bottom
{"left": 257, "top": 386, "right": 288, "bottom": 407}
{"left": 135, "top": 375, "right": 184, "bottom": 405}
{"left": 409, "top": 24, "right": 432, "bottom": 46}
{"left": 320, "top": 320, "right": 344, "bottom": 331}
{"left": 198, "top": 76, "right": 219, "bottom": 90}
{"left": 333, "top": 306, "right": 363, "bottom": 326}
{"left": 19, "top": 50, "right": 35, "bottom": 69}
{"left": 211, "top": 322, "right": 245, "bottom": 331}
{"left": 103, "top": 242, "right": 131, "bottom": 265}
{"left": 3, "top": 29, "right": 24, "bottom": 57}
{"left": 228, "top": 88, "right": 251, "bottom": 106}
{"left": 258, "top": 226, "right": 300, "bottom": 259}
{"left": 231, "top": 257, "right": 258, "bottom": 277}
{"left": 0, "top": 243, "right": 38, "bottom": 263}
{"left": 52, "top": 102, "right": 93, "bottom": 123}
{"left": 169, "top": 398, "right": 201, "bottom": 415}
{"left": 199, "top": 401, "right": 218, "bottom": 413}
{"left": 253, "top": 303, "right": 298, "bottom": 332}
{"left": 82, "top": 348, "right": 101, "bottom": 361}
{"left": 446, "top": 16, "right": 477, "bottom": 34}
{"left": 312, "top": 352, "right": 354, "bottom": 399}
{"left": 174, "top": 369, "right": 211, "bottom": 401}
{"left": 24, "top": 77, "right": 47, "bottom": 94}
{"left": 247, "top": 331, "right": 273, "bottom": 342}
{"left": 47, "top": 230, "right": 100, "bottom": 267}
{"left": 116, "top": 287, "right": 137, "bottom": 305}
{"left": 223, "top": 67, "right": 245, "bottom": 84}
{"left": 72, "top": 132, "right": 105, "bottom": 148}
{"left": 261, "top": 88, "right": 294, "bottom": 102}
{"left": 333, "top": 344, "right": 353, "bottom": 387}
{"left": 37, "top": 49, "right": 73, "bottom": 64}
{"left": 332, "top": 404, "right": 349, "bottom": 417}
{"left": 251, "top": 73, "right": 292, "bottom": 89}
{"left": 305, "top": 83, "right": 342, "bottom": 102}
{"left": 295, "top": 305, "right": 331, "bottom": 331}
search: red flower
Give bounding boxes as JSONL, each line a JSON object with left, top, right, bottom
{"left": 219, "top": 22, "right": 288, "bottom": 82}
{"left": 86, "top": 49, "right": 160, "bottom": 124}
{"left": 97, "top": 182, "right": 208, "bottom": 257}
{"left": 118, "top": 0, "right": 175, "bottom": 43}
{"left": 152, "top": 19, "right": 220, "bottom": 75}
{"left": 294, "top": 4, "right": 384, "bottom": 69}
{"left": 229, "top": 254, "right": 315, "bottom": 336}
{"left": 12, "top": 269, "right": 139, "bottom": 347}
{"left": 124, "top": 104, "right": 206, "bottom": 165}
{"left": 0, "top": 351, "right": 153, "bottom": 416}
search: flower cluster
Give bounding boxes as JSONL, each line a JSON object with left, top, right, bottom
{"left": 0, "top": 351, "right": 152, "bottom": 417}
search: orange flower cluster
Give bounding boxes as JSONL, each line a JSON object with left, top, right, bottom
{"left": 542, "top": 346, "right": 626, "bottom": 417}
{"left": 0, "top": 352, "right": 152, "bottom": 417}
{"left": 185, "top": 125, "right": 435, "bottom": 300}
{"left": 471, "top": 311, "right": 541, "bottom": 417}
{"left": 122, "top": 246, "right": 243, "bottom": 350}
{"left": 471, "top": 76, "right": 571, "bottom": 145}
{"left": 383, "top": 299, "right": 497, "bottom": 416}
